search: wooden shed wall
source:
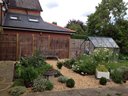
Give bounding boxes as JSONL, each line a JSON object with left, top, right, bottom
{"left": 0, "top": 29, "right": 70, "bottom": 60}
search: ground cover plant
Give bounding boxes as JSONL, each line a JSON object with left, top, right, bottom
{"left": 33, "top": 76, "right": 53, "bottom": 92}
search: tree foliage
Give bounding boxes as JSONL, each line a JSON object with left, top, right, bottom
{"left": 87, "top": 0, "right": 128, "bottom": 54}
{"left": 66, "top": 20, "right": 87, "bottom": 35}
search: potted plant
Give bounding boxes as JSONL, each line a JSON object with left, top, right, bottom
{"left": 96, "top": 65, "right": 110, "bottom": 80}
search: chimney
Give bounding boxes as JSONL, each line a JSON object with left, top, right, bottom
{"left": 52, "top": 22, "right": 57, "bottom": 25}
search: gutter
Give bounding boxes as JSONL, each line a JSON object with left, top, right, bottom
{"left": 3, "top": 26, "right": 72, "bottom": 35}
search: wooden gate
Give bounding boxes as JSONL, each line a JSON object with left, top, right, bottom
{"left": 0, "top": 34, "right": 17, "bottom": 60}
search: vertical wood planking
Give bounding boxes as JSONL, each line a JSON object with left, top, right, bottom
{"left": 16, "top": 33, "right": 19, "bottom": 60}
{"left": 32, "top": 34, "right": 35, "bottom": 54}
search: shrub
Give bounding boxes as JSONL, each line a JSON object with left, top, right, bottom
{"left": 92, "top": 48, "right": 114, "bottom": 64}
{"left": 9, "top": 86, "right": 26, "bottom": 96}
{"left": 58, "top": 76, "right": 68, "bottom": 83}
{"left": 33, "top": 76, "right": 53, "bottom": 92}
{"left": 15, "top": 50, "right": 51, "bottom": 87}
{"left": 54, "top": 70, "right": 62, "bottom": 77}
{"left": 66, "top": 78, "right": 75, "bottom": 88}
{"left": 57, "top": 62, "right": 63, "bottom": 69}
{"left": 72, "top": 54, "right": 97, "bottom": 75}
{"left": 63, "top": 59, "right": 75, "bottom": 69}
{"left": 33, "top": 76, "right": 47, "bottom": 92}
{"left": 45, "top": 81, "right": 54, "bottom": 90}
{"left": 21, "top": 66, "right": 38, "bottom": 87}
{"left": 111, "top": 69, "right": 123, "bottom": 84}
{"left": 12, "top": 79, "right": 24, "bottom": 87}
{"left": 99, "top": 77, "right": 107, "bottom": 85}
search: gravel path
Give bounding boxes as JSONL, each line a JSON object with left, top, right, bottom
{"left": 46, "top": 60, "right": 128, "bottom": 91}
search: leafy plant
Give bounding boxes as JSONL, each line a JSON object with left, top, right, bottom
{"left": 57, "top": 61, "right": 63, "bottom": 69}
{"left": 9, "top": 86, "right": 26, "bottom": 96}
{"left": 45, "top": 81, "right": 54, "bottom": 90}
{"left": 12, "top": 79, "right": 24, "bottom": 87}
{"left": 33, "top": 76, "right": 47, "bottom": 92}
{"left": 58, "top": 76, "right": 68, "bottom": 83}
{"left": 99, "top": 77, "right": 107, "bottom": 85}
{"left": 92, "top": 48, "right": 114, "bottom": 64}
{"left": 15, "top": 50, "right": 51, "bottom": 87}
{"left": 66, "top": 78, "right": 75, "bottom": 88}
{"left": 111, "top": 69, "right": 123, "bottom": 84}
{"left": 72, "top": 54, "right": 97, "bottom": 75}
{"left": 63, "top": 59, "right": 76, "bottom": 69}
{"left": 54, "top": 70, "right": 62, "bottom": 77}
{"left": 33, "top": 76, "right": 53, "bottom": 92}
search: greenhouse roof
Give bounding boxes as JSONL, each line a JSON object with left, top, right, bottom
{"left": 88, "top": 37, "right": 119, "bottom": 48}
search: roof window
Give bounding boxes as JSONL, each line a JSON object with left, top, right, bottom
{"left": 28, "top": 18, "right": 39, "bottom": 22}
{"left": 10, "top": 16, "right": 18, "bottom": 20}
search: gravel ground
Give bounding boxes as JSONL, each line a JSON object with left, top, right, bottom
{"left": 46, "top": 60, "right": 128, "bottom": 91}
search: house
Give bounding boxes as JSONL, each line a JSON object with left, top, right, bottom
{"left": 0, "top": 0, "right": 74, "bottom": 60}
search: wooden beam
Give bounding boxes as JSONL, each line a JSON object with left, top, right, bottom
{"left": 16, "top": 33, "right": 19, "bottom": 60}
{"left": 32, "top": 34, "right": 35, "bottom": 54}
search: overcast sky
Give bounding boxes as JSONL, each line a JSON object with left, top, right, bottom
{"left": 39, "top": 0, "right": 128, "bottom": 27}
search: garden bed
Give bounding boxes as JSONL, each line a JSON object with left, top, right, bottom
{"left": 46, "top": 60, "right": 124, "bottom": 91}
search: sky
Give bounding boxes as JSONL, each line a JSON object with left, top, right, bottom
{"left": 39, "top": 0, "right": 128, "bottom": 27}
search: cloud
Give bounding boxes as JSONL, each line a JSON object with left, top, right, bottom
{"left": 46, "top": 2, "right": 59, "bottom": 9}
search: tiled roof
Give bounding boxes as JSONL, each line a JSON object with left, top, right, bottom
{"left": 6, "top": 0, "right": 42, "bottom": 11}
{"left": 3, "top": 12, "right": 74, "bottom": 33}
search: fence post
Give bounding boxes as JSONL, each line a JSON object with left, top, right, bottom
{"left": 32, "top": 34, "right": 35, "bottom": 55}
{"left": 16, "top": 33, "right": 19, "bottom": 60}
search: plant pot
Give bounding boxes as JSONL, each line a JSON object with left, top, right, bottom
{"left": 96, "top": 69, "right": 110, "bottom": 80}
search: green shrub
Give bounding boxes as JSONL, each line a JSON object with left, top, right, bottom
{"left": 9, "top": 86, "right": 26, "bottom": 96}
{"left": 92, "top": 48, "right": 114, "bottom": 64}
{"left": 45, "top": 81, "right": 54, "bottom": 90}
{"left": 57, "top": 62, "right": 63, "bottom": 69}
{"left": 63, "top": 59, "right": 75, "bottom": 69}
{"left": 111, "top": 69, "right": 123, "bottom": 84}
{"left": 54, "top": 70, "right": 62, "bottom": 77}
{"left": 66, "top": 78, "right": 75, "bottom": 88}
{"left": 58, "top": 76, "right": 68, "bottom": 83}
{"left": 15, "top": 50, "right": 51, "bottom": 87}
{"left": 21, "top": 66, "right": 38, "bottom": 87}
{"left": 72, "top": 54, "right": 97, "bottom": 75}
{"left": 99, "top": 77, "right": 107, "bottom": 85}
{"left": 12, "top": 79, "right": 24, "bottom": 87}
{"left": 33, "top": 76, "right": 47, "bottom": 92}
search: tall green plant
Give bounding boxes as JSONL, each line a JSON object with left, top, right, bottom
{"left": 15, "top": 50, "right": 51, "bottom": 87}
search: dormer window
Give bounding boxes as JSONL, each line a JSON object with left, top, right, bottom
{"left": 28, "top": 18, "right": 39, "bottom": 22}
{"left": 10, "top": 16, "right": 18, "bottom": 20}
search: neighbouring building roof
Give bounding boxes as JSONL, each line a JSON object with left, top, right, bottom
{"left": 5, "top": 0, "right": 42, "bottom": 11}
{"left": 88, "top": 37, "right": 119, "bottom": 48}
{"left": 3, "top": 12, "right": 74, "bottom": 34}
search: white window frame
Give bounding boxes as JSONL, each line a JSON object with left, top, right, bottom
{"left": 28, "top": 18, "right": 39, "bottom": 22}
{"left": 10, "top": 16, "right": 18, "bottom": 20}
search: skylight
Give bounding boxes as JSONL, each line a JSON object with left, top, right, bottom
{"left": 10, "top": 16, "right": 18, "bottom": 20}
{"left": 28, "top": 18, "right": 39, "bottom": 22}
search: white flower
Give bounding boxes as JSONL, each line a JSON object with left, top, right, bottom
{"left": 81, "top": 72, "right": 84, "bottom": 75}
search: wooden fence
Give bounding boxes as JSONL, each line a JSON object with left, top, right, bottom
{"left": 0, "top": 34, "right": 69, "bottom": 60}
{"left": 70, "top": 39, "right": 89, "bottom": 58}
{"left": 0, "top": 34, "right": 17, "bottom": 60}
